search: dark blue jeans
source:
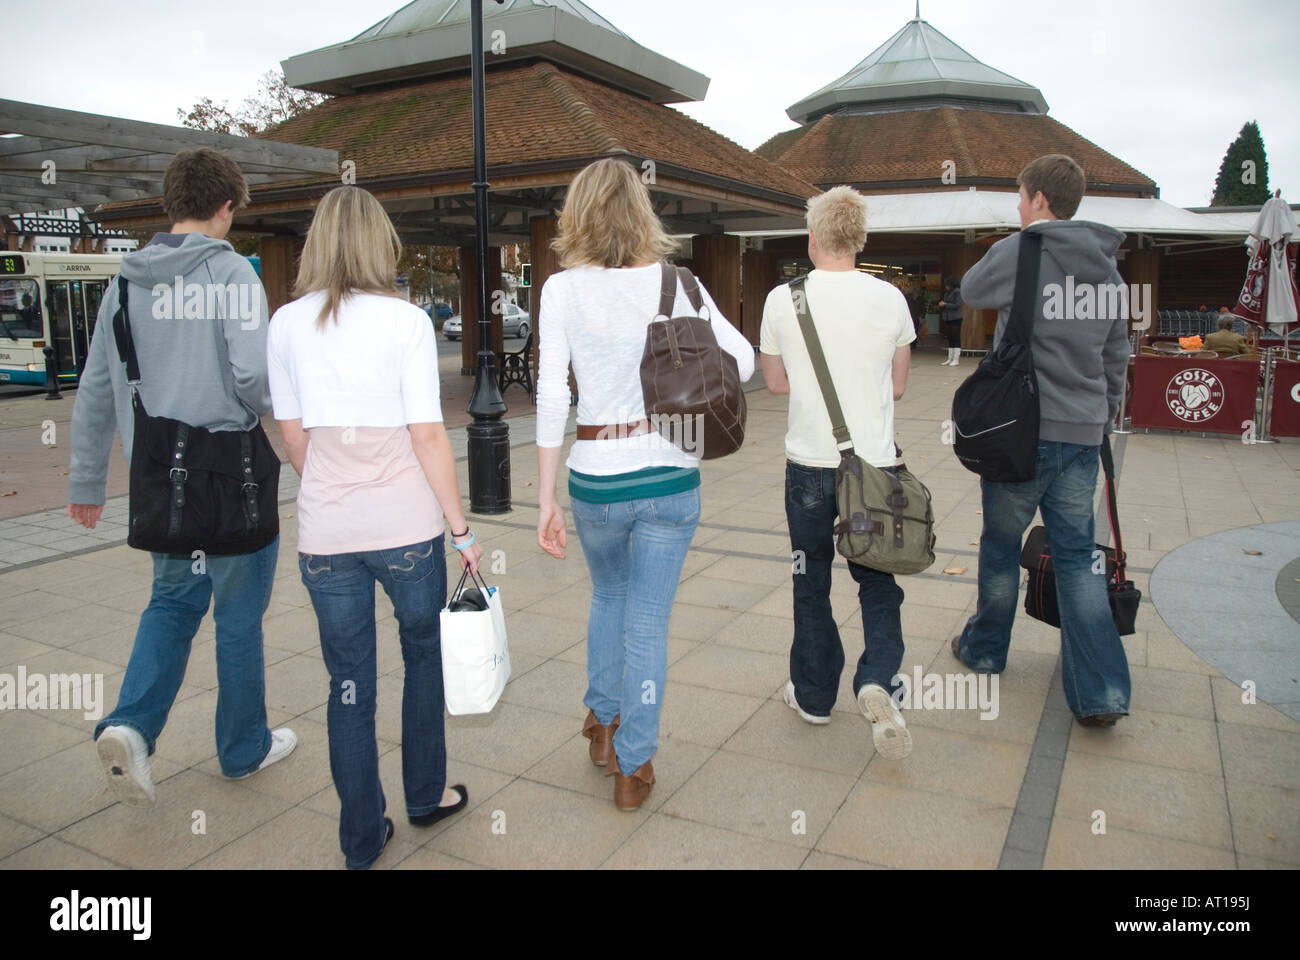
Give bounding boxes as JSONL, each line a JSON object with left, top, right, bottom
{"left": 785, "top": 461, "right": 905, "bottom": 717}
{"left": 955, "top": 441, "right": 1131, "bottom": 718}
{"left": 299, "top": 537, "right": 447, "bottom": 870}
{"left": 94, "top": 537, "right": 278, "bottom": 778}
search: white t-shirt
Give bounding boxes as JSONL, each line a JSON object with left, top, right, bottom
{"left": 536, "top": 264, "right": 756, "bottom": 475}
{"left": 266, "top": 291, "right": 445, "bottom": 555}
{"left": 267, "top": 290, "right": 442, "bottom": 428}
{"left": 759, "top": 270, "right": 914, "bottom": 468}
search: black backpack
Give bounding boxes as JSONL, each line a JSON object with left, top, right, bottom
{"left": 951, "top": 231, "right": 1042, "bottom": 482}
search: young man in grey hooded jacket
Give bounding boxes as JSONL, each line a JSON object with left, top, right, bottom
{"left": 67, "top": 148, "right": 296, "bottom": 805}
{"left": 951, "top": 154, "right": 1132, "bottom": 728}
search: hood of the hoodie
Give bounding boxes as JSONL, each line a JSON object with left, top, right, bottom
{"left": 1024, "top": 219, "right": 1126, "bottom": 285}
{"left": 118, "top": 231, "right": 236, "bottom": 287}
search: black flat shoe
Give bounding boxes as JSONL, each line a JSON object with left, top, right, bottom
{"left": 383, "top": 817, "right": 394, "bottom": 846}
{"left": 409, "top": 785, "right": 468, "bottom": 827}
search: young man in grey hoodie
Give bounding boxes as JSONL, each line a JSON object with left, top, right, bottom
{"left": 951, "top": 154, "right": 1132, "bottom": 727}
{"left": 67, "top": 148, "right": 296, "bottom": 805}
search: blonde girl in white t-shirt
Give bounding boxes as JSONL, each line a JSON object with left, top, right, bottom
{"left": 268, "top": 186, "right": 482, "bottom": 869}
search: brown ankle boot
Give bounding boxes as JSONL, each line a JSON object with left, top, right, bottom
{"left": 613, "top": 760, "right": 655, "bottom": 811}
{"left": 581, "top": 710, "right": 620, "bottom": 769}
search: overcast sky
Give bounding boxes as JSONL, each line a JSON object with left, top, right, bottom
{"left": 7, "top": 0, "right": 1298, "bottom": 208}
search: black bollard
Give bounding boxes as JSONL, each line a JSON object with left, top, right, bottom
{"left": 43, "top": 347, "right": 62, "bottom": 400}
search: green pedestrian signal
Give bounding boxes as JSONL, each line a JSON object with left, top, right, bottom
{"left": 521, "top": 263, "right": 531, "bottom": 287}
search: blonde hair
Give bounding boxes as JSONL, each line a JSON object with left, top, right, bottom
{"left": 552, "top": 158, "right": 678, "bottom": 268}
{"left": 806, "top": 186, "right": 868, "bottom": 258}
{"left": 294, "top": 186, "right": 403, "bottom": 329}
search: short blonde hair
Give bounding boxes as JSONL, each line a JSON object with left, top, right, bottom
{"left": 806, "top": 186, "right": 868, "bottom": 258}
{"left": 552, "top": 158, "right": 678, "bottom": 269}
{"left": 294, "top": 186, "right": 402, "bottom": 329}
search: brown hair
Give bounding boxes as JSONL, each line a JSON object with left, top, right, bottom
{"left": 293, "top": 186, "right": 403, "bottom": 329}
{"left": 552, "top": 158, "right": 678, "bottom": 269}
{"left": 162, "top": 148, "right": 250, "bottom": 223}
{"left": 1018, "top": 155, "right": 1086, "bottom": 220}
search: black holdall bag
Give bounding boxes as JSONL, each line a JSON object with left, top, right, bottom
{"left": 1019, "top": 436, "right": 1141, "bottom": 635}
{"left": 112, "top": 275, "right": 279, "bottom": 556}
{"left": 788, "top": 277, "right": 936, "bottom": 576}
{"left": 640, "top": 262, "right": 747, "bottom": 460}
{"left": 951, "top": 230, "right": 1043, "bottom": 482}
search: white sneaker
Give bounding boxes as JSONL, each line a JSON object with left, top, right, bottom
{"left": 783, "top": 680, "right": 831, "bottom": 725}
{"left": 227, "top": 728, "right": 298, "bottom": 780}
{"left": 857, "top": 684, "right": 912, "bottom": 760}
{"left": 97, "top": 725, "right": 156, "bottom": 806}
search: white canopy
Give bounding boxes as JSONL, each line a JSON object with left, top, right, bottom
{"left": 733, "top": 188, "right": 1256, "bottom": 239}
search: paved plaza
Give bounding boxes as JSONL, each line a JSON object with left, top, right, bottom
{"left": 1, "top": 345, "right": 1298, "bottom": 870}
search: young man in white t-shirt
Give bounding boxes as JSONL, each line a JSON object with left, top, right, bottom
{"left": 759, "top": 185, "right": 915, "bottom": 760}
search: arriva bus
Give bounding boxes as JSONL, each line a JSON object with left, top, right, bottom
{"left": 0, "top": 251, "right": 123, "bottom": 386}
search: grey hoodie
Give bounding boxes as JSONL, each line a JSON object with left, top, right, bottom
{"left": 960, "top": 219, "right": 1130, "bottom": 446}
{"left": 68, "top": 232, "right": 270, "bottom": 506}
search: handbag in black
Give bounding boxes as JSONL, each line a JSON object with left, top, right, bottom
{"left": 951, "top": 231, "right": 1043, "bottom": 482}
{"left": 1019, "top": 436, "right": 1141, "bottom": 635}
{"left": 112, "top": 275, "right": 279, "bottom": 556}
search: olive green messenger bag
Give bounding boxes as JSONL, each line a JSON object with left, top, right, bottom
{"left": 788, "top": 278, "right": 936, "bottom": 576}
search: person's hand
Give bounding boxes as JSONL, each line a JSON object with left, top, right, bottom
{"left": 68, "top": 504, "right": 103, "bottom": 529}
{"left": 452, "top": 531, "right": 483, "bottom": 576}
{"left": 537, "top": 502, "right": 567, "bottom": 559}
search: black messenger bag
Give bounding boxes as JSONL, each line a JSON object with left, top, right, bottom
{"left": 112, "top": 275, "right": 279, "bottom": 556}
{"left": 1020, "top": 436, "right": 1141, "bottom": 636}
{"left": 951, "top": 231, "right": 1043, "bottom": 482}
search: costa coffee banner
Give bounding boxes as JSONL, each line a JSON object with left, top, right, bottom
{"left": 1270, "top": 361, "right": 1300, "bottom": 438}
{"left": 1130, "top": 357, "right": 1259, "bottom": 434}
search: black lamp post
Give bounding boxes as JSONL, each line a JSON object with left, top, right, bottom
{"left": 466, "top": 0, "right": 511, "bottom": 514}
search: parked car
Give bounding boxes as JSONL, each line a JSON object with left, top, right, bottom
{"left": 443, "top": 303, "right": 530, "bottom": 341}
{"left": 419, "top": 301, "right": 453, "bottom": 321}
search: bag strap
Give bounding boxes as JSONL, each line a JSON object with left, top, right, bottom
{"left": 1006, "top": 230, "right": 1044, "bottom": 347}
{"left": 656, "top": 262, "right": 706, "bottom": 318}
{"left": 1100, "top": 435, "right": 1126, "bottom": 585}
{"left": 789, "top": 276, "right": 853, "bottom": 454}
{"left": 112, "top": 274, "right": 141, "bottom": 385}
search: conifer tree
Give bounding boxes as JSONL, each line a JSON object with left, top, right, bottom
{"left": 1211, "top": 121, "right": 1269, "bottom": 206}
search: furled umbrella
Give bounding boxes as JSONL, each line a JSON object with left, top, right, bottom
{"left": 1232, "top": 190, "right": 1300, "bottom": 347}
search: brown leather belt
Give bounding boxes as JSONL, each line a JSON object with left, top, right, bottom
{"left": 576, "top": 420, "right": 653, "bottom": 441}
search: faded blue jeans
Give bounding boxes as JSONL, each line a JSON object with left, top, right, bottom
{"left": 299, "top": 537, "right": 447, "bottom": 870}
{"left": 94, "top": 537, "right": 278, "bottom": 778}
{"left": 955, "top": 441, "right": 1131, "bottom": 718}
{"left": 570, "top": 488, "right": 700, "bottom": 774}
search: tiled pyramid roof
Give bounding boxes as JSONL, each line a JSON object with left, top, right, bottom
{"left": 258, "top": 61, "right": 815, "bottom": 199}
{"left": 756, "top": 107, "right": 1155, "bottom": 194}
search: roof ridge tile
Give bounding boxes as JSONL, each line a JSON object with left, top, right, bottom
{"left": 532, "top": 62, "right": 623, "bottom": 154}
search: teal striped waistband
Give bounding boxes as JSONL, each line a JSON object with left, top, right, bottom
{"left": 568, "top": 466, "right": 701, "bottom": 505}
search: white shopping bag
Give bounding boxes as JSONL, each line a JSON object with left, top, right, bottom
{"left": 440, "top": 569, "right": 510, "bottom": 715}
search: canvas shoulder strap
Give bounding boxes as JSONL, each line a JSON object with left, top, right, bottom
{"left": 112, "top": 274, "right": 141, "bottom": 384}
{"left": 789, "top": 276, "right": 852, "bottom": 453}
{"left": 1006, "top": 230, "right": 1044, "bottom": 346}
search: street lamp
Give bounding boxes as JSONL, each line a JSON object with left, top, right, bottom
{"left": 466, "top": 0, "right": 510, "bottom": 514}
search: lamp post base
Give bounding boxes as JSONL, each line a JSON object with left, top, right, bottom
{"left": 467, "top": 419, "right": 511, "bottom": 514}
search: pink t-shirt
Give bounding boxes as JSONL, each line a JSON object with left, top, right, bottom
{"left": 295, "top": 426, "right": 443, "bottom": 555}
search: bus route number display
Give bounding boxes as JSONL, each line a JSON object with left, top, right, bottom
{"left": 0, "top": 255, "right": 25, "bottom": 275}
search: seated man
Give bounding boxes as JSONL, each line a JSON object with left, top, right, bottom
{"left": 1204, "top": 316, "right": 1249, "bottom": 355}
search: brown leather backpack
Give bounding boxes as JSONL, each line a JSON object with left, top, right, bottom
{"left": 639, "top": 262, "right": 747, "bottom": 460}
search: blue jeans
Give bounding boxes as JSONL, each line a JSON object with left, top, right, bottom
{"left": 785, "top": 461, "right": 905, "bottom": 716}
{"left": 956, "top": 441, "right": 1131, "bottom": 718}
{"left": 94, "top": 537, "right": 278, "bottom": 778}
{"left": 299, "top": 537, "right": 447, "bottom": 870}
{"left": 570, "top": 488, "right": 700, "bottom": 774}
